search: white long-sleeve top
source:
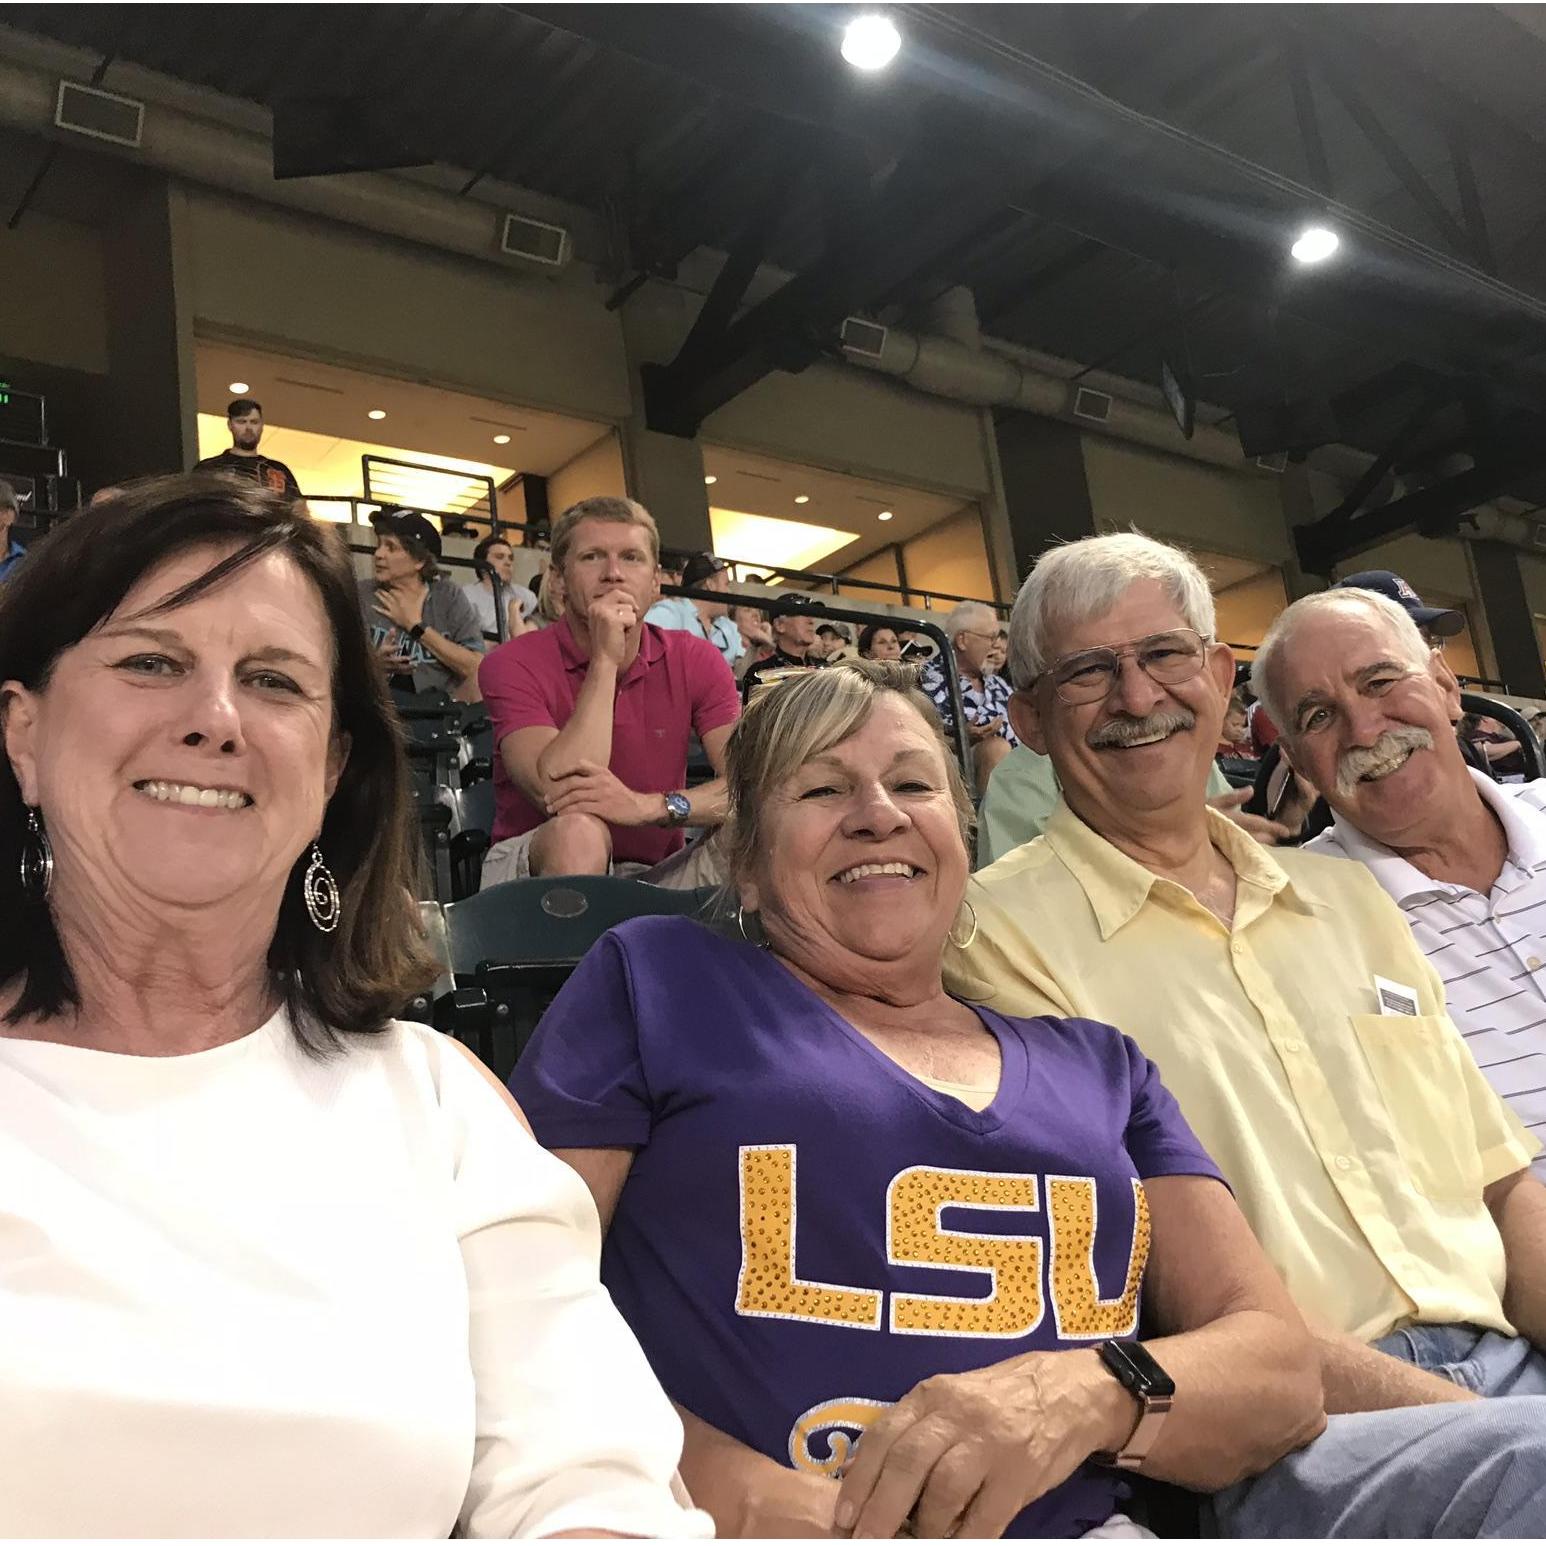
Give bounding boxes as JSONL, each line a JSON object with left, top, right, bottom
{"left": 0, "top": 1010, "right": 711, "bottom": 1539}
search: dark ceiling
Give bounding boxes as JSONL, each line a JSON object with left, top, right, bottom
{"left": 10, "top": 2, "right": 1546, "bottom": 565}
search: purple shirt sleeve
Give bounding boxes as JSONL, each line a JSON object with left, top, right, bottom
{"left": 509, "top": 933, "right": 654, "bottom": 1149}
{"left": 1116, "top": 1030, "right": 1228, "bottom": 1185}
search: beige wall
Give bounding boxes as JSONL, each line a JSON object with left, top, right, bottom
{"left": 623, "top": 281, "right": 992, "bottom": 497}
{"left": 837, "top": 547, "right": 902, "bottom": 603}
{"left": 0, "top": 211, "right": 109, "bottom": 373}
{"left": 547, "top": 431, "right": 627, "bottom": 519}
{"left": 706, "top": 364, "right": 992, "bottom": 498}
{"left": 1332, "top": 533, "right": 1478, "bottom": 601}
{"left": 184, "top": 191, "right": 632, "bottom": 423}
{"left": 901, "top": 506, "right": 994, "bottom": 607}
{"left": 1213, "top": 569, "right": 1288, "bottom": 654}
{"left": 1082, "top": 436, "right": 1289, "bottom": 564}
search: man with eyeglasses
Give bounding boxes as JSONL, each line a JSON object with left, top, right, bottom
{"left": 920, "top": 602, "right": 1018, "bottom": 796}
{"left": 944, "top": 532, "right": 1546, "bottom": 1535}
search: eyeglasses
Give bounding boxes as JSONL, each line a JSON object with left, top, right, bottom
{"left": 1042, "top": 628, "right": 1210, "bottom": 706}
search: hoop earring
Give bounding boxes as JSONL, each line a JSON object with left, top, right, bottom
{"left": 736, "top": 904, "right": 768, "bottom": 951}
{"left": 302, "top": 843, "right": 341, "bottom": 934}
{"left": 948, "top": 898, "right": 978, "bottom": 951}
{"left": 19, "top": 807, "right": 53, "bottom": 903}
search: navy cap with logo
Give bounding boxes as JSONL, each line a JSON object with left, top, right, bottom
{"left": 1333, "top": 570, "right": 1465, "bottom": 638}
{"left": 370, "top": 506, "right": 443, "bottom": 560}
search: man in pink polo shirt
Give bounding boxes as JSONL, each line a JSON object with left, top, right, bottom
{"left": 478, "top": 495, "right": 740, "bottom": 885}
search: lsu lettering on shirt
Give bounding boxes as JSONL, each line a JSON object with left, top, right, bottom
{"left": 512, "top": 917, "right": 1224, "bottom": 1537}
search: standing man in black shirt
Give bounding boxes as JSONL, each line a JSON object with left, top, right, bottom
{"left": 194, "top": 398, "right": 303, "bottom": 500}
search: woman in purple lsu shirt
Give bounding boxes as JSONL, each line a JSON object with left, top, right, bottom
{"left": 511, "top": 661, "right": 1325, "bottom": 1537}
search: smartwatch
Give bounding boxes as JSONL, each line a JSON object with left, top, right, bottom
{"left": 662, "top": 791, "right": 692, "bottom": 828}
{"left": 1091, "top": 1340, "right": 1174, "bottom": 1471}
{"left": 407, "top": 622, "right": 427, "bottom": 643}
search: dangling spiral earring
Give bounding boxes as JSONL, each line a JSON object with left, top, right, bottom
{"left": 18, "top": 807, "right": 53, "bottom": 903}
{"left": 302, "top": 843, "right": 341, "bottom": 934}
{"left": 947, "top": 898, "right": 978, "bottom": 951}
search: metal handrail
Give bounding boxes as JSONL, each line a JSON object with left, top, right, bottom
{"left": 671, "top": 584, "right": 973, "bottom": 776}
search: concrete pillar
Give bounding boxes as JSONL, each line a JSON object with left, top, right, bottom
{"left": 991, "top": 410, "right": 1096, "bottom": 582}
{"left": 975, "top": 406, "right": 1019, "bottom": 603}
{"left": 1275, "top": 462, "right": 1329, "bottom": 601}
{"left": 96, "top": 173, "right": 196, "bottom": 484}
{"left": 1469, "top": 540, "right": 1546, "bottom": 697}
{"left": 619, "top": 417, "right": 712, "bottom": 554}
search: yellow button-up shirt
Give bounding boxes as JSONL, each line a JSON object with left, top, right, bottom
{"left": 945, "top": 801, "right": 1540, "bottom": 1342}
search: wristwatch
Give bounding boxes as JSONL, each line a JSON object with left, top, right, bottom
{"left": 662, "top": 791, "right": 692, "bottom": 827}
{"left": 407, "top": 622, "right": 427, "bottom": 642}
{"left": 1091, "top": 1340, "right": 1174, "bottom": 1471}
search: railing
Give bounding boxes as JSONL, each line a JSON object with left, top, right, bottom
{"left": 714, "top": 555, "right": 1006, "bottom": 617}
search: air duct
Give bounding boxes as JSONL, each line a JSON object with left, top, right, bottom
{"left": 840, "top": 308, "right": 1254, "bottom": 472}
{"left": 0, "top": 42, "right": 591, "bottom": 276}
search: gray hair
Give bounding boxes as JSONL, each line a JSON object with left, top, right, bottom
{"left": 943, "top": 600, "right": 997, "bottom": 642}
{"left": 0, "top": 480, "right": 17, "bottom": 517}
{"left": 1006, "top": 531, "right": 1216, "bottom": 689}
{"left": 1250, "top": 588, "right": 1431, "bottom": 734}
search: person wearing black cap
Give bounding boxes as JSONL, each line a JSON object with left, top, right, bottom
{"left": 644, "top": 551, "right": 743, "bottom": 670}
{"left": 360, "top": 508, "right": 485, "bottom": 698}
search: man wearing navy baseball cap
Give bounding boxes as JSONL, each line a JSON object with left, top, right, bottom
{"left": 1333, "top": 570, "right": 1465, "bottom": 645}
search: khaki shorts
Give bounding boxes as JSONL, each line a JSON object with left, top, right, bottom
{"left": 481, "top": 826, "right": 726, "bottom": 892}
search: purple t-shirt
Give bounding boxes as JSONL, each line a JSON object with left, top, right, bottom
{"left": 511, "top": 917, "right": 1224, "bottom": 1538}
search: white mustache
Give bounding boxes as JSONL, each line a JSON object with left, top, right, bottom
{"left": 1087, "top": 708, "right": 1196, "bottom": 749}
{"left": 1335, "top": 726, "right": 1434, "bottom": 797}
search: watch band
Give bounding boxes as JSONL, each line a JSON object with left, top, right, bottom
{"left": 1093, "top": 1392, "right": 1173, "bottom": 1471}
{"left": 407, "top": 622, "right": 427, "bottom": 642}
{"left": 1091, "top": 1340, "right": 1174, "bottom": 1471}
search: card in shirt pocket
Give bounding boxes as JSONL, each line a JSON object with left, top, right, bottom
{"left": 1348, "top": 1013, "right": 1485, "bottom": 1202}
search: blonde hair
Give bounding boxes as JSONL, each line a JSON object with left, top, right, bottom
{"left": 723, "top": 660, "right": 975, "bottom": 887}
{"left": 535, "top": 562, "right": 565, "bottom": 624}
{"left": 548, "top": 496, "right": 660, "bottom": 576}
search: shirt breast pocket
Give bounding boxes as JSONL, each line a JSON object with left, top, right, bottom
{"left": 1348, "top": 1013, "right": 1485, "bottom": 1202}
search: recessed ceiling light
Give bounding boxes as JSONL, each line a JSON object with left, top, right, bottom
{"left": 493, "top": 434, "right": 511, "bottom": 445}
{"left": 877, "top": 510, "right": 894, "bottom": 521}
{"left": 842, "top": 13, "right": 901, "bottom": 70}
{"left": 794, "top": 494, "right": 810, "bottom": 504}
{"left": 367, "top": 409, "right": 387, "bottom": 420}
{"left": 227, "top": 381, "right": 249, "bottom": 393}
{"left": 704, "top": 475, "right": 718, "bottom": 485}
{"left": 1290, "top": 226, "right": 1339, "bottom": 264}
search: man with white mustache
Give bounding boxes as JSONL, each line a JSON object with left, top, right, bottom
{"left": 1254, "top": 587, "right": 1546, "bottom": 1185}
{"left": 945, "top": 532, "right": 1546, "bottom": 1535}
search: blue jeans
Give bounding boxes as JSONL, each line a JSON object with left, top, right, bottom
{"left": 1208, "top": 1325, "right": 1546, "bottom": 1536}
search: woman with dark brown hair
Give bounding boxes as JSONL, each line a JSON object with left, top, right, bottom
{"left": 0, "top": 475, "right": 706, "bottom": 1539}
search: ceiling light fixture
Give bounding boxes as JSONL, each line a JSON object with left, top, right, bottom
{"left": 877, "top": 510, "right": 894, "bottom": 521}
{"left": 493, "top": 434, "right": 511, "bottom": 445}
{"left": 704, "top": 474, "right": 718, "bottom": 485}
{"left": 794, "top": 494, "right": 810, "bottom": 504}
{"left": 1290, "top": 226, "right": 1339, "bottom": 264}
{"left": 841, "top": 13, "right": 901, "bottom": 71}
{"left": 367, "top": 409, "right": 387, "bottom": 420}
{"left": 227, "top": 380, "right": 249, "bottom": 393}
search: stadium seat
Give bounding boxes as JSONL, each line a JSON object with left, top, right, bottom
{"left": 436, "top": 876, "right": 724, "bottom": 1077}
{"left": 448, "top": 777, "right": 496, "bottom": 900}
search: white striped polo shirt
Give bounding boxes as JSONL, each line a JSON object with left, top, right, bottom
{"left": 1307, "top": 767, "right": 1546, "bottom": 1179}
